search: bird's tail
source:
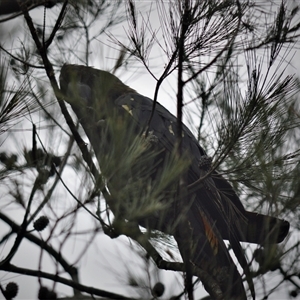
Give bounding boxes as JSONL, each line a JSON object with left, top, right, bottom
{"left": 240, "top": 211, "right": 289, "bottom": 244}
{"left": 175, "top": 209, "right": 248, "bottom": 300}
{"left": 220, "top": 211, "right": 290, "bottom": 245}
{"left": 212, "top": 171, "right": 290, "bottom": 245}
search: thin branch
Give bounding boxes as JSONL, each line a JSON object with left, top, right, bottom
{"left": 45, "top": 1, "right": 69, "bottom": 49}
{"left": 0, "top": 45, "right": 45, "bottom": 69}
{"left": 1, "top": 263, "right": 134, "bottom": 300}
{"left": 0, "top": 212, "right": 78, "bottom": 282}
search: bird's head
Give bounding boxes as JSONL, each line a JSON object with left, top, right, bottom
{"left": 59, "top": 64, "right": 135, "bottom": 121}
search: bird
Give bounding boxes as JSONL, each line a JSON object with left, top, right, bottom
{"left": 59, "top": 64, "right": 290, "bottom": 300}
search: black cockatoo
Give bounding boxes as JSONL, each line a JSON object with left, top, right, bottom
{"left": 60, "top": 64, "right": 289, "bottom": 300}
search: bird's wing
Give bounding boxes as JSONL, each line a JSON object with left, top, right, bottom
{"left": 115, "top": 93, "right": 252, "bottom": 299}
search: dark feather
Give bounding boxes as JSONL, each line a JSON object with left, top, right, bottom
{"left": 60, "top": 64, "right": 290, "bottom": 300}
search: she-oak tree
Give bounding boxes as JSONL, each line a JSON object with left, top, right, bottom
{"left": 0, "top": 1, "right": 300, "bottom": 299}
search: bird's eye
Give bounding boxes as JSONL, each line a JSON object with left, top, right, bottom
{"left": 78, "top": 83, "right": 92, "bottom": 104}
{"left": 67, "top": 82, "right": 92, "bottom": 104}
